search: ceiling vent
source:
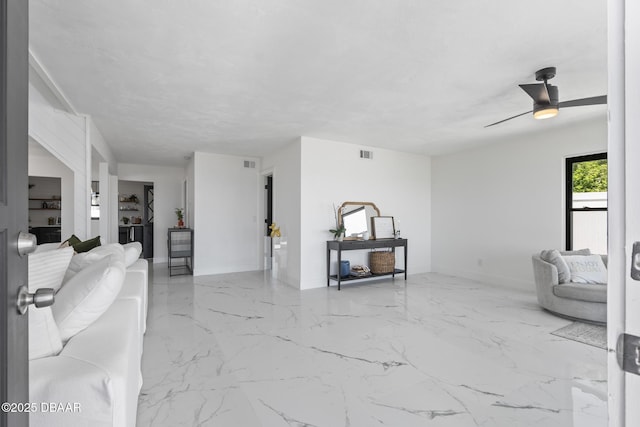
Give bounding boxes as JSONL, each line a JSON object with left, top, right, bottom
{"left": 243, "top": 160, "right": 256, "bottom": 169}
{"left": 359, "top": 150, "right": 373, "bottom": 160}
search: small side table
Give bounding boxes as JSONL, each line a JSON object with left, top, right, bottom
{"left": 168, "top": 228, "right": 193, "bottom": 276}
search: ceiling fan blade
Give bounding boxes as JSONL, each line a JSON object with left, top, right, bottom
{"left": 558, "top": 95, "right": 607, "bottom": 108}
{"left": 485, "top": 110, "right": 533, "bottom": 128}
{"left": 519, "top": 84, "right": 550, "bottom": 103}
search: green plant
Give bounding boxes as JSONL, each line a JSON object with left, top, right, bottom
{"left": 175, "top": 208, "right": 184, "bottom": 220}
{"left": 329, "top": 203, "right": 345, "bottom": 238}
{"left": 329, "top": 225, "right": 346, "bottom": 239}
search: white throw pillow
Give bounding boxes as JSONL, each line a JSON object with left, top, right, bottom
{"left": 33, "top": 242, "right": 64, "bottom": 253}
{"left": 540, "top": 249, "right": 571, "bottom": 283}
{"left": 27, "top": 247, "right": 74, "bottom": 360}
{"left": 123, "top": 242, "right": 142, "bottom": 267}
{"left": 563, "top": 255, "right": 608, "bottom": 284}
{"left": 63, "top": 243, "right": 125, "bottom": 283}
{"left": 53, "top": 255, "right": 125, "bottom": 342}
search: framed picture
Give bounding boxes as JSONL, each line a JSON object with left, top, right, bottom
{"left": 371, "top": 216, "right": 395, "bottom": 239}
{"left": 56, "top": 216, "right": 61, "bottom": 225}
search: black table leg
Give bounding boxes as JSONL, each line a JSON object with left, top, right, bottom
{"left": 327, "top": 247, "right": 330, "bottom": 286}
{"left": 404, "top": 242, "right": 408, "bottom": 280}
{"left": 337, "top": 249, "right": 342, "bottom": 291}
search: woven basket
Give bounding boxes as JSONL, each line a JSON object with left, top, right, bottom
{"left": 369, "top": 251, "right": 395, "bottom": 274}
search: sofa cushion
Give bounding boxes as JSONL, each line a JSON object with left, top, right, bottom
{"left": 72, "top": 235, "right": 102, "bottom": 253}
{"left": 64, "top": 243, "right": 125, "bottom": 282}
{"left": 553, "top": 283, "right": 607, "bottom": 303}
{"left": 563, "top": 254, "right": 607, "bottom": 284}
{"left": 53, "top": 255, "right": 126, "bottom": 342}
{"left": 34, "top": 242, "right": 65, "bottom": 253}
{"left": 62, "top": 234, "right": 82, "bottom": 247}
{"left": 123, "top": 242, "right": 142, "bottom": 267}
{"left": 30, "top": 298, "right": 140, "bottom": 427}
{"left": 27, "top": 247, "right": 74, "bottom": 360}
{"left": 29, "top": 246, "right": 75, "bottom": 293}
{"left": 560, "top": 248, "right": 591, "bottom": 256}
{"left": 540, "top": 249, "right": 571, "bottom": 283}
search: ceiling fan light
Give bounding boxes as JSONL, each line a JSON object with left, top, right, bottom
{"left": 533, "top": 105, "right": 558, "bottom": 120}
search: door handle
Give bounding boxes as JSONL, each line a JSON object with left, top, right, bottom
{"left": 17, "top": 231, "right": 37, "bottom": 256}
{"left": 632, "top": 242, "right": 640, "bottom": 281}
{"left": 16, "top": 286, "right": 55, "bottom": 315}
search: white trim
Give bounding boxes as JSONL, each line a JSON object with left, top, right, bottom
{"left": 28, "top": 49, "right": 78, "bottom": 114}
{"left": 607, "top": 0, "right": 626, "bottom": 425}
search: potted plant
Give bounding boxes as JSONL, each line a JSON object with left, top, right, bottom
{"left": 330, "top": 225, "right": 346, "bottom": 241}
{"left": 175, "top": 208, "right": 184, "bottom": 228}
{"left": 329, "top": 203, "right": 345, "bottom": 241}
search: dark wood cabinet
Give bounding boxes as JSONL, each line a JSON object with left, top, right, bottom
{"left": 30, "top": 226, "right": 61, "bottom": 244}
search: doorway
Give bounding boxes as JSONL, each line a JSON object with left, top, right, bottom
{"left": 264, "top": 174, "right": 273, "bottom": 269}
{"left": 28, "top": 176, "right": 62, "bottom": 243}
{"left": 118, "top": 180, "right": 154, "bottom": 259}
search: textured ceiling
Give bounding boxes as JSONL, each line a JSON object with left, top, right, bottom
{"left": 29, "top": 0, "right": 607, "bottom": 166}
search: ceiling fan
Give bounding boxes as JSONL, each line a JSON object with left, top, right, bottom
{"left": 485, "top": 67, "right": 607, "bottom": 128}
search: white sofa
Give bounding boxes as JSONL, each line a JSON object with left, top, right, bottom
{"left": 29, "top": 244, "right": 148, "bottom": 427}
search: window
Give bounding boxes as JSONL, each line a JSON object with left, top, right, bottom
{"left": 565, "top": 153, "right": 607, "bottom": 253}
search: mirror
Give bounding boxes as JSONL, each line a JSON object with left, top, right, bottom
{"left": 338, "top": 201, "right": 380, "bottom": 240}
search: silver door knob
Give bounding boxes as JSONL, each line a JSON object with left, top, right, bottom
{"left": 632, "top": 242, "right": 640, "bottom": 281}
{"left": 17, "top": 231, "right": 37, "bottom": 256}
{"left": 16, "top": 286, "right": 54, "bottom": 315}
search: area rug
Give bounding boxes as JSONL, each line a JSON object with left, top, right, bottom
{"left": 551, "top": 322, "right": 607, "bottom": 350}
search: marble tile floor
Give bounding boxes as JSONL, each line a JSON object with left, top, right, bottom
{"left": 137, "top": 265, "right": 607, "bottom": 427}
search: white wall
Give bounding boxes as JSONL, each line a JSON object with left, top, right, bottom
{"left": 186, "top": 157, "right": 195, "bottom": 229}
{"left": 29, "top": 81, "right": 90, "bottom": 238}
{"left": 192, "top": 152, "right": 262, "bottom": 275}
{"left": 262, "top": 141, "right": 302, "bottom": 288}
{"left": 431, "top": 118, "right": 608, "bottom": 291}
{"left": 299, "top": 137, "right": 432, "bottom": 289}
{"left": 29, "top": 64, "right": 116, "bottom": 241}
{"left": 87, "top": 117, "right": 116, "bottom": 174}
{"left": 117, "top": 163, "right": 185, "bottom": 262}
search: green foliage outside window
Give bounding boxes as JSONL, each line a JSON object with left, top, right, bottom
{"left": 572, "top": 159, "right": 608, "bottom": 192}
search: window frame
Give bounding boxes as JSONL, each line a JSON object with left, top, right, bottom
{"left": 565, "top": 152, "right": 608, "bottom": 251}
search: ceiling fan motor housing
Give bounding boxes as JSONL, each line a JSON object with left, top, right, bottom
{"left": 534, "top": 84, "right": 559, "bottom": 110}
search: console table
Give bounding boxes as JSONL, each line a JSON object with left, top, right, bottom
{"left": 168, "top": 228, "right": 193, "bottom": 276}
{"left": 326, "top": 239, "right": 407, "bottom": 290}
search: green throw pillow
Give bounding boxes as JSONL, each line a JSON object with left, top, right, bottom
{"left": 72, "top": 236, "right": 101, "bottom": 253}
{"left": 63, "top": 235, "right": 82, "bottom": 246}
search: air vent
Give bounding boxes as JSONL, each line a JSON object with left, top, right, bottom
{"left": 360, "top": 150, "right": 373, "bottom": 159}
{"left": 243, "top": 160, "right": 256, "bottom": 169}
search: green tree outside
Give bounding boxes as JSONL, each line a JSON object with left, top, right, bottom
{"left": 572, "top": 159, "right": 608, "bottom": 192}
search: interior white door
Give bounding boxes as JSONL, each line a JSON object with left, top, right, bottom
{"left": 608, "top": 0, "right": 640, "bottom": 425}
{"left": 622, "top": 0, "right": 640, "bottom": 422}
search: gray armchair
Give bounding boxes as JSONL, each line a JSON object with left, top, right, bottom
{"left": 532, "top": 251, "right": 607, "bottom": 324}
